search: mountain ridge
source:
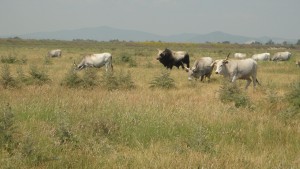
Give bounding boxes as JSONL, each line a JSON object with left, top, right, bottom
{"left": 6, "top": 26, "right": 297, "bottom": 44}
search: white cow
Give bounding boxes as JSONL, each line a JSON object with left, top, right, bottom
{"left": 211, "top": 55, "right": 260, "bottom": 89}
{"left": 184, "top": 57, "right": 214, "bottom": 82}
{"left": 271, "top": 51, "right": 291, "bottom": 61}
{"left": 74, "top": 53, "right": 113, "bottom": 71}
{"left": 234, "top": 53, "right": 247, "bottom": 59}
{"left": 296, "top": 60, "right": 300, "bottom": 67}
{"left": 48, "top": 49, "right": 62, "bottom": 57}
{"left": 252, "top": 53, "right": 270, "bottom": 61}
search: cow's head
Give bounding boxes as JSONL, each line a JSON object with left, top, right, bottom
{"left": 211, "top": 53, "right": 230, "bottom": 75}
{"left": 185, "top": 66, "right": 198, "bottom": 80}
{"left": 73, "top": 60, "right": 85, "bottom": 71}
{"left": 156, "top": 48, "right": 171, "bottom": 60}
{"left": 156, "top": 49, "right": 164, "bottom": 60}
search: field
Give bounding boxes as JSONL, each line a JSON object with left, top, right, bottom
{"left": 0, "top": 39, "right": 299, "bottom": 169}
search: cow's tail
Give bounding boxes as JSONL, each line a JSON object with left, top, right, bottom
{"left": 110, "top": 55, "right": 113, "bottom": 71}
{"left": 256, "top": 78, "right": 261, "bottom": 86}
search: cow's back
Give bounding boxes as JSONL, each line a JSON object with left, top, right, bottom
{"left": 227, "top": 58, "right": 257, "bottom": 76}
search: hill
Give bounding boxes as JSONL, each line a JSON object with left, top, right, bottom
{"left": 11, "top": 26, "right": 297, "bottom": 44}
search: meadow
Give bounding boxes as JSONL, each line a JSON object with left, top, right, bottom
{"left": 0, "top": 38, "right": 299, "bottom": 169}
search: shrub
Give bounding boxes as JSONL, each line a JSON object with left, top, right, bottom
{"left": 28, "top": 65, "right": 51, "bottom": 85}
{"left": 149, "top": 70, "right": 175, "bottom": 89}
{"left": 1, "top": 64, "right": 19, "bottom": 88}
{"left": 218, "top": 80, "right": 250, "bottom": 108}
{"left": 1, "top": 54, "right": 17, "bottom": 64}
{"left": 100, "top": 70, "right": 136, "bottom": 91}
{"left": 0, "top": 104, "right": 18, "bottom": 155}
{"left": 61, "top": 68, "right": 83, "bottom": 88}
{"left": 117, "top": 70, "right": 135, "bottom": 90}
{"left": 82, "top": 68, "right": 99, "bottom": 88}
{"left": 281, "top": 78, "right": 300, "bottom": 118}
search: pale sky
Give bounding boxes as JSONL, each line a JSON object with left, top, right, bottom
{"left": 0, "top": 0, "right": 299, "bottom": 39}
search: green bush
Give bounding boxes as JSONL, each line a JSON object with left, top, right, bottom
{"left": 60, "top": 68, "right": 83, "bottom": 88}
{"left": 218, "top": 80, "right": 250, "bottom": 108}
{"left": 1, "top": 64, "right": 19, "bottom": 88}
{"left": 0, "top": 104, "right": 18, "bottom": 155}
{"left": 28, "top": 65, "right": 51, "bottom": 85}
{"left": 100, "top": 70, "right": 135, "bottom": 91}
{"left": 149, "top": 70, "right": 175, "bottom": 89}
{"left": 82, "top": 68, "right": 99, "bottom": 88}
{"left": 281, "top": 78, "right": 300, "bottom": 118}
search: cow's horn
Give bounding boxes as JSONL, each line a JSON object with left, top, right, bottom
{"left": 225, "top": 53, "right": 231, "bottom": 60}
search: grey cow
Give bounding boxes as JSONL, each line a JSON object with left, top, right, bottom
{"left": 185, "top": 57, "right": 214, "bottom": 82}
{"left": 271, "top": 51, "right": 291, "bottom": 61}
{"left": 48, "top": 49, "right": 62, "bottom": 57}
{"left": 211, "top": 54, "right": 260, "bottom": 89}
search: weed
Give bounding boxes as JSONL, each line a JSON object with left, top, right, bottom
{"left": 218, "top": 80, "right": 250, "bottom": 108}
{"left": 1, "top": 64, "right": 19, "bottom": 88}
{"left": 0, "top": 104, "right": 18, "bottom": 155}
{"left": 28, "top": 65, "right": 51, "bottom": 85}
{"left": 82, "top": 68, "right": 99, "bottom": 88}
{"left": 61, "top": 68, "right": 83, "bottom": 88}
{"left": 149, "top": 70, "right": 175, "bottom": 89}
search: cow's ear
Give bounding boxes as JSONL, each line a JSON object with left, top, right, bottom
{"left": 223, "top": 60, "right": 229, "bottom": 64}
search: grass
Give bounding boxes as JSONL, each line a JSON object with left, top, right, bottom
{"left": 0, "top": 38, "right": 300, "bottom": 168}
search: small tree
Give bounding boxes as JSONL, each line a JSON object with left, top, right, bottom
{"left": 266, "top": 39, "right": 275, "bottom": 45}
{"left": 296, "top": 39, "right": 300, "bottom": 45}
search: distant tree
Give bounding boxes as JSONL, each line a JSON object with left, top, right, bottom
{"left": 296, "top": 39, "right": 300, "bottom": 45}
{"left": 266, "top": 39, "right": 275, "bottom": 45}
{"left": 222, "top": 41, "right": 230, "bottom": 44}
{"left": 282, "top": 41, "right": 288, "bottom": 45}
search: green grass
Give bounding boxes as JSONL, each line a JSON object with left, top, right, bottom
{"left": 0, "top": 38, "right": 300, "bottom": 168}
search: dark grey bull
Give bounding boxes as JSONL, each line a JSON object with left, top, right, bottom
{"left": 156, "top": 48, "right": 190, "bottom": 69}
{"left": 185, "top": 57, "right": 214, "bottom": 82}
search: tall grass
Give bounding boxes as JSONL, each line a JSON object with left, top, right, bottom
{"left": 0, "top": 39, "right": 299, "bottom": 168}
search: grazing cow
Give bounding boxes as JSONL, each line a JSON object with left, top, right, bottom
{"left": 156, "top": 48, "right": 190, "bottom": 69}
{"left": 234, "top": 53, "right": 247, "bottom": 59}
{"left": 74, "top": 53, "right": 113, "bottom": 71}
{"left": 252, "top": 53, "right": 270, "bottom": 61}
{"left": 184, "top": 57, "right": 214, "bottom": 82}
{"left": 271, "top": 51, "right": 291, "bottom": 61}
{"left": 211, "top": 54, "right": 260, "bottom": 89}
{"left": 296, "top": 60, "right": 300, "bottom": 67}
{"left": 48, "top": 49, "right": 62, "bottom": 57}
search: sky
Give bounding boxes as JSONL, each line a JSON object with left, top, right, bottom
{"left": 0, "top": 0, "right": 299, "bottom": 39}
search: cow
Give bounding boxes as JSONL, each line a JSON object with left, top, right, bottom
{"left": 48, "top": 49, "right": 62, "bottom": 57}
{"left": 234, "top": 53, "right": 247, "bottom": 59}
{"left": 184, "top": 57, "right": 214, "bottom": 82}
{"left": 252, "top": 53, "right": 270, "bottom": 61}
{"left": 211, "top": 54, "right": 260, "bottom": 89}
{"left": 74, "top": 53, "right": 113, "bottom": 71}
{"left": 296, "top": 60, "right": 300, "bottom": 67}
{"left": 271, "top": 51, "right": 291, "bottom": 61}
{"left": 156, "top": 48, "right": 190, "bottom": 69}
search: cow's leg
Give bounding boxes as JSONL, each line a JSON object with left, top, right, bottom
{"left": 231, "top": 75, "right": 237, "bottom": 83}
{"left": 245, "top": 78, "right": 252, "bottom": 89}
{"left": 252, "top": 76, "right": 257, "bottom": 88}
{"left": 200, "top": 75, "right": 204, "bottom": 81}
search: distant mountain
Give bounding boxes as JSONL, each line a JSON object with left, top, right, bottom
{"left": 13, "top": 26, "right": 297, "bottom": 44}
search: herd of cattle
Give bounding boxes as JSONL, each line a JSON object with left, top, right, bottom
{"left": 47, "top": 48, "right": 298, "bottom": 89}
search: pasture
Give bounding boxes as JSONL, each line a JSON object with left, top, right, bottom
{"left": 0, "top": 38, "right": 299, "bottom": 168}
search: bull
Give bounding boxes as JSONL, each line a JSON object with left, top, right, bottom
{"left": 156, "top": 48, "right": 190, "bottom": 69}
{"left": 184, "top": 57, "right": 214, "bottom": 82}
{"left": 74, "top": 53, "right": 113, "bottom": 71}
{"left": 211, "top": 54, "right": 260, "bottom": 89}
